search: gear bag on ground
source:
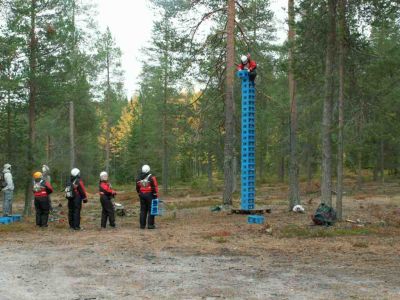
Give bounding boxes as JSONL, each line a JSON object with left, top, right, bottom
{"left": 312, "top": 203, "right": 337, "bottom": 226}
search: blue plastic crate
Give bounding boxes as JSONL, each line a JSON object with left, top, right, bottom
{"left": 150, "top": 199, "right": 164, "bottom": 216}
{"left": 10, "top": 214, "right": 22, "bottom": 222}
{"left": 0, "top": 217, "right": 12, "bottom": 224}
{"left": 248, "top": 215, "right": 264, "bottom": 224}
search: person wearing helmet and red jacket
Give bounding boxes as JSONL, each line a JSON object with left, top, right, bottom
{"left": 136, "top": 164, "right": 158, "bottom": 229}
{"left": 32, "top": 171, "right": 53, "bottom": 227}
{"left": 99, "top": 171, "right": 117, "bottom": 228}
{"left": 67, "top": 168, "right": 88, "bottom": 230}
{"left": 237, "top": 54, "right": 257, "bottom": 83}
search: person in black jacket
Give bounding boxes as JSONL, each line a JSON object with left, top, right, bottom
{"left": 136, "top": 164, "right": 158, "bottom": 229}
{"left": 67, "top": 168, "right": 88, "bottom": 230}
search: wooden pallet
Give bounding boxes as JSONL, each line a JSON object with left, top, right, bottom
{"left": 231, "top": 208, "right": 271, "bottom": 215}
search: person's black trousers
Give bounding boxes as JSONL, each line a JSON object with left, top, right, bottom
{"left": 34, "top": 197, "right": 50, "bottom": 227}
{"left": 139, "top": 193, "right": 155, "bottom": 229}
{"left": 68, "top": 197, "right": 82, "bottom": 229}
{"left": 100, "top": 196, "right": 115, "bottom": 228}
{"left": 249, "top": 69, "right": 257, "bottom": 83}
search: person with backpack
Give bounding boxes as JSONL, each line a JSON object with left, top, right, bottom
{"left": 136, "top": 164, "right": 158, "bottom": 229}
{"left": 99, "top": 171, "right": 117, "bottom": 228}
{"left": 32, "top": 171, "right": 53, "bottom": 227}
{"left": 66, "top": 168, "right": 88, "bottom": 230}
{"left": 2, "top": 163, "right": 14, "bottom": 217}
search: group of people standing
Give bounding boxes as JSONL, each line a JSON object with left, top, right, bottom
{"left": 1, "top": 163, "right": 159, "bottom": 231}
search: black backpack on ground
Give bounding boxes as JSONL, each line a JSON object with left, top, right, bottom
{"left": 312, "top": 203, "right": 337, "bottom": 226}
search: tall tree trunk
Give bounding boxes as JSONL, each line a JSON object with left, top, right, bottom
{"left": 105, "top": 48, "right": 111, "bottom": 173}
{"left": 69, "top": 101, "right": 75, "bottom": 169}
{"left": 356, "top": 151, "right": 362, "bottom": 190}
{"left": 6, "top": 90, "right": 12, "bottom": 161}
{"left": 24, "top": 0, "right": 37, "bottom": 216}
{"left": 279, "top": 155, "right": 285, "bottom": 183}
{"left": 223, "top": 0, "right": 236, "bottom": 206}
{"left": 380, "top": 139, "right": 385, "bottom": 184}
{"left": 336, "top": 0, "right": 346, "bottom": 220}
{"left": 207, "top": 151, "right": 213, "bottom": 189}
{"left": 306, "top": 143, "right": 313, "bottom": 192}
{"left": 321, "top": 0, "right": 337, "bottom": 206}
{"left": 288, "top": 0, "right": 300, "bottom": 210}
{"left": 162, "top": 55, "right": 169, "bottom": 195}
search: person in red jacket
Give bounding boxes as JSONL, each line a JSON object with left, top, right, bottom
{"left": 237, "top": 53, "right": 257, "bottom": 83}
{"left": 136, "top": 164, "right": 158, "bottom": 229}
{"left": 32, "top": 171, "right": 53, "bottom": 227}
{"left": 67, "top": 168, "right": 88, "bottom": 230}
{"left": 99, "top": 171, "right": 117, "bottom": 228}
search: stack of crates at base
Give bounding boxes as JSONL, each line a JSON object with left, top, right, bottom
{"left": 248, "top": 215, "right": 264, "bottom": 224}
{"left": 237, "top": 70, "right": 256, "bottom": 210}
{"left": 150, "top": 199, "right": 164, "bottom": 216}
{"left": 0, "top": 214, "right": 22, "bottom": 225}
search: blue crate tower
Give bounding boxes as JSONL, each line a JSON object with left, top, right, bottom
{"left": 237, "top": 70, "right": 256, "bottom": 211}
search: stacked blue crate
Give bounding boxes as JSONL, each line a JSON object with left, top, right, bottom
{"left": 237, "top": 70, "right": 256, "bottom": 210}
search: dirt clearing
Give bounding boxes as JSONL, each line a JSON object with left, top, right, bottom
{"left": 0, "top": 184, "right": 400, "bottom": 299}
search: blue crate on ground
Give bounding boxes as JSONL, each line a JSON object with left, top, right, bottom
{"left": 10, "top": 214, "right": 22, "bottom": 222}
{"left": 0, "top": 216, "right": 12, "bottom": 224}
{"left": 248, "top": 215, "right": 264, "bottom": 224}
{"left": 151, "top": 199, "right": 164, "bottom": 216}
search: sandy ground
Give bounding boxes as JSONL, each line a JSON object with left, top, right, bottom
{"left": 0, "top": 182, "right": 400, "bottom": 299}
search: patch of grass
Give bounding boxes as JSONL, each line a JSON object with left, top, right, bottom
{"left": 0, "top": 222, "right": 35, "bottom": 233}
{"left": 168, "top": 198, "right": 220, "bottom": 210}
{"left": 278, "top": 224, "right": 378, "bottom": 239}
{"left": 352, "top": 241, "right": 369, "bottom": 248}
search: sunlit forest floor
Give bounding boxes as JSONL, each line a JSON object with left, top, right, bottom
{"left": 0, "top": 180, "right": 399, "bottom": 299}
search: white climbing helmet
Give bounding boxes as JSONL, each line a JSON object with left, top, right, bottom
{"left": 142, "top": 164, "right": 150, "bottom": 173}
{"left": 292, "top": 205, "right": 305, "bottom": 213}
{"left": 241, "top": 55, "right": 248, "bottom": 64}
{"left": 100, "top": 171, "right": 108, "bottom": 181}
{"left": 71, "top": 168, "right": 80, "bottom": 177}
{"left": 42, "top": 164, "right": 50, "bottom": 173}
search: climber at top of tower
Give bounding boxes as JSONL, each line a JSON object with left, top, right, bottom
{"left": 237, "top": 53, "right": 257, "bottom": 83}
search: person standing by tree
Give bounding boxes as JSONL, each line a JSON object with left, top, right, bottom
{"left": 237, "top": 54, "right": 257, "bottom": 83}
{"left": 32, "top": 171, "right": 53, "bottom": 227}
{"left": 67, "top": 168, "right": 88, "bottom": 230}
{"left": 99, "top": 171, "right": 117, "bottom": 228}
{"left": 2, "top": 163, "right": 14, "bottom": 216}
{"left": 136, "top": 164, "right": 158, "bottom": 229}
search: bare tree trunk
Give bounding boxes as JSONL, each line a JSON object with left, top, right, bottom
{"left": 356, "top": 151, "right": 362, "bottom": 190}
{"left": 306, "top": 143, "right": 313, "bottom": 192}
{"left": 6, "top": 90, "right": 12, "bottom": 161}
{"left": 223, "top": 0, "right": 236, "bottom": 206}
{"left": 105, "top": 49, "right": 111, "bottom": 173}
{"left": 207, "top": 151, "right": 213, "bottom": 189}
{"left": 279, "top": 155, "right": 285, "bottom": 183}
{"left": 321, "top": 0, "right": 337, "bottom": 206}
{"left": 69, "top": 101, "right": 75, "bottom": 169}
{"left": 380, "top": 139, "right": 385, "bottom": 184}
{"left": 336, "top": 0, "right": 346, "bottom": 220}
{"left": 288, "top": 0, "right": 300, "bottom": 210}
{"left": 24, "top": 0, "right": 37, "bottom": 216}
